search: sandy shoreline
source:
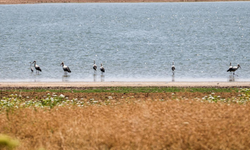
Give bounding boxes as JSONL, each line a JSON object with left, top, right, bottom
{"left": 0, "top": 81, "right": 250, "bottom": 89}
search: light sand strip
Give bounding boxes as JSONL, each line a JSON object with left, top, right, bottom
{"left": 0, "top": 82, "right": 250, "bottom": 88}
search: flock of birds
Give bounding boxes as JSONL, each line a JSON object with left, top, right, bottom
{"left": 29, "top": 60, "right": 105, "bottom": 74}
{"left": 29, "top": 60, "right": 241, "bottom": 76}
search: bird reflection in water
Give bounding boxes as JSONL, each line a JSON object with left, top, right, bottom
{"left": 228, "top": 75, "right": 235, "bottom": 82}
{"left": 101, "top": 75, "right": 105, "bottom": 82}
{"left": 62, "top": 74, "right": 70, "bottom": 82}
{"left": 93, "top": 73, "right": 97, "bottom": 82}
{"left": 172, "top": 74, "right": 175, "bottom": 82}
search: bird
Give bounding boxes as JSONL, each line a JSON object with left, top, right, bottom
{"left": 61, "top": 62, "right": 71, "bottom": 74}
{"left": 29, "top": 62, "right": 33, "bottom": 72}
{"left": 100, "top": 63, "right": 105, "bottom": 73}
{"left": 171, "top": 62, "right": 175, "bottom": 75}
{"left": 227, "top": 64, "right": 241, "bottom": 75}
{"left": 32, "top": 61, "right": 42, "bottom": 74}
{"left": 93, "top": 60, "right": 97, "bottom": 71}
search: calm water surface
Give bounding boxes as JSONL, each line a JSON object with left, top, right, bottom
{"left": 0, "top": 2, "right": 250, "bottom": 82}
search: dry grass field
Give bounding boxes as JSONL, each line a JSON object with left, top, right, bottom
{"left": 1, "top": 87, "right": 250, "bottom": 149}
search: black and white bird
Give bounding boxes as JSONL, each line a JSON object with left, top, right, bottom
{"left": 93, "top": 60, "right": 97, "bottom": 71}
{"left": 171, "top": 62, "right": 175, "bottom": 75}
{"left": 61, "top": 62, "right": 71, "bottom": 74}
{"left": 32, "top": 61, "right": 42, "bottom": 74}
{"left": 29, "top": 62, "right": 34, "bottom": 72}
{"left": 100, "top": 63, "right": 105, "bottom": 73}
{"left": 227, "top": 64, "right": 241, "bottom": 75}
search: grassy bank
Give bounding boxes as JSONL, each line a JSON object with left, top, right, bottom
{"left": 0, "top": 87, "right": 239, "bottom": 93}
{"left": 0, "top": 87, "right": 250, "bottom": 149}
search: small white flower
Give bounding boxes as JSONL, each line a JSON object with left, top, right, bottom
{"left": 59, "top": 94, "right": 65, "bottom": 98}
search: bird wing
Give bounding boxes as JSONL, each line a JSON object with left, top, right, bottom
{"left": 37, "top": 67, "right": 42, "bottom": 72}
{"left": 67, "top": 66, "right": 71, "bottom": 73}
{"left": 93, "top": 65, "right": 97, "bottom": 70}
{"left": 172, "top": 66, "right": 175, "bottom": 71}
{"left": 227, "top": 68, "right": 236, "bottom": 72}
{"left": 100, "top": 67, "right": 105, "bottom": 72}
{"left": 63, "top": 66, "right": 71, "bottom": 73}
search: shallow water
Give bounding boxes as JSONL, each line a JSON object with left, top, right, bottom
{"left": 0, "top": 2, "right": 250, "bottom": 82}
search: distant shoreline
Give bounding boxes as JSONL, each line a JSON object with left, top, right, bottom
{"left": 0, "top": 0, "right": 249, "bottom": 4}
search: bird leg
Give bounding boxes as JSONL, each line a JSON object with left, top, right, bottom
{"left": 233, "top": 72, "right": 238, "bottom": 77}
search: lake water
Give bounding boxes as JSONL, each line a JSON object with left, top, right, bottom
{"left": 0, "top": 2, "right": 250, "bottom": 82}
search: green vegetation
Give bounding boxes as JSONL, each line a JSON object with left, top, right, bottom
{"left": 0, "top": 88, "right": 249, "bottom": 111}
{"left": 0, "top": 93, "right": 80, "bottom": 111}
{"left": 0, "top": 87, "right": 239, "bottom": 94}
{"left": 202, "top": 89, "right": 249, "bottom": 104}
{"left": 0, "top": 134, "right": 19, "bottom": 150}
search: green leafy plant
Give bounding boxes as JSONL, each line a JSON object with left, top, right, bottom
{"left": 0, "top": 134, "right": 19, "bottom": 150}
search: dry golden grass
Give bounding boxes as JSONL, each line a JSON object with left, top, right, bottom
{"left": 1, "top": 97, "right": 250, "bottom": 150}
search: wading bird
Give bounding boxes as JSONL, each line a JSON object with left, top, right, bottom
{"left": 93, "top": 60, "right": 97, "bottom": 71}
{"left": 171, "top": 62, "right": 175, "bottom": 75}
{"left": 29, "top": 62, "right": 33, "bottom": 72}
{"left": 32, "top": 61, "right": 42, "bottom": 74}
{"left": 61, "top": 62, "right": 71, "bottom": 74}
{"left": 227, "top": 64, "right": 241, "bottom": 75}
{"left": 100, "top": 63, "right": 105, "bottom": 73}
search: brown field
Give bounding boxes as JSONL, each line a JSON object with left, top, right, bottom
{"left": 0, "top": 0, "right": 249, "bottom": 4}
{"left": 1, "top": 89, "right": 250, "bottom": 149}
